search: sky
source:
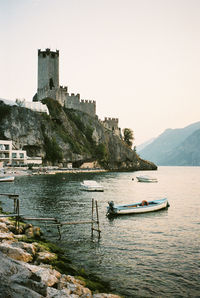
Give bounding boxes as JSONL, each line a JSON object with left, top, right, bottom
{"left": 0, "top": 0, "right": 200, "bottom": 146}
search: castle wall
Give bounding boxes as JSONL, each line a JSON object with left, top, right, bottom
{"left": 65, "top": 93, "right": 80, "bottom": 109}
{"left": 102, "top": 117, "right": 122, "bottom": 137}
{"left": 64, "top": 93, "right": 96, "bottom": 117}
{"left": 80, "top": 100, "right": 96, "bottom": 116}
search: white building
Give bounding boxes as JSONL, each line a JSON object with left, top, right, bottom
{"left": 0, "top": 98, "right": 49, "bottom": 115}
{"left": 0, "top": 140, "right": 42, "bottom": 166}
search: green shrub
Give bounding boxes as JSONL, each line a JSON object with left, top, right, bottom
{"left": 43, "top": 135, "right": 63, "bottom": 164}
{"left": 0, "top": 102, "right": 11, "bottom": 122}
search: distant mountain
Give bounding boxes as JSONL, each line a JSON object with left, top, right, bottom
{"left": 138, "top": 121, "right": 200, "bottom": 166}
{"left": 136, "top": 137, "right": 155, "bottom": 152}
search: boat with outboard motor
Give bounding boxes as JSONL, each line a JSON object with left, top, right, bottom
{"left": 107, "top": 198, "right": 169, "bottom": 216}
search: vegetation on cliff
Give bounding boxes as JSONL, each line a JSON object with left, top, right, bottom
{"left": 0, "top": 98, "right": 157, "bottom": 171}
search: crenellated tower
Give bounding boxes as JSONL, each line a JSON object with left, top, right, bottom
{"left": 33, "top": 48, "right": 97, "bottom": 117}
{"left": 37, "top": 48, "right": 59, "bottom": 102}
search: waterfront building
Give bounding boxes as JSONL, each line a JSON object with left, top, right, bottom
{"left": 0, "top": 140, "right": 42, "bottom": 166}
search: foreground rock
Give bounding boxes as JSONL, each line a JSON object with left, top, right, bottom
{"left": 0, "top": 217, "right": 121, "bottom": 298}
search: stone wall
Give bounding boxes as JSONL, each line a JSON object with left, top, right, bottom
{"left": 37, "top": 49, "right": 59, "bottom": 101}
{"left": 64, "top": 93, "right": 96, "bottom": 117}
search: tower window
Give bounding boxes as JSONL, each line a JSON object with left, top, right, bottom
{"left": 49, "top": 78, "right": 54, "bottom": 90}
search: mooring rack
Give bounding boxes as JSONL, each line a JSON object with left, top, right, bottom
{"left": 0, "top": 193, "right": 20, "bottom": 230}
{"left": 0, "top": 194, "right": 101, "bottom": 239}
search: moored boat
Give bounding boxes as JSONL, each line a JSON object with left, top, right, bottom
{"left": 136, "top": 175, "right": 158, "bottom": 183}
{"left": 0, "top": 176, "right": 15, "bottom": 182}
{"left": 107, "top": 198, "right": 169, "bottom": 216}
{"left": 80, "top": 180, "right": 104, "bottom": 192}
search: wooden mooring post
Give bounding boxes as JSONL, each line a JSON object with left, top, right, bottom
{"left": 0, "top": 193, "right": 21, "bottom": 231}
{"left": 54, "top": 198, "right": 101, "bottom": 240}
{"left": 0, "top": 195, "right": 101, "bottom": 239}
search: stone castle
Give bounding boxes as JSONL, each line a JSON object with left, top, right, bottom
{"left": 33, "top": 48, "right": 121, "bottom": 137}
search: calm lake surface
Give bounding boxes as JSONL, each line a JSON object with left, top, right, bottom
{"left": 0, "top": 167, "right": 199, "bottom": 297}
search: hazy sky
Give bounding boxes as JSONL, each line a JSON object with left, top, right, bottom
{"left": 1, "top": 0, "right": 200, "bottom": 145}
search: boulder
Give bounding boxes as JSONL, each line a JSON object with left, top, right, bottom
{"left": 0, "top": 251, "right": 47, "bottom": 297}
{"left": 47, "top": 287, "right": 71, "bottom": 297}
{"left": 25, "top": 226, "right": 42, "bottom": 239}
{"left": 24, "top": 263, "right": 61, "bottom": 287}
{"left": 0, "top": 217, "right": 11, "bottom": 225}
{"left": 35, "top": 251, "right": 57, "bottom": 263}
{"left": 0, "top": 222, "right": 9, "bottom": 233}
{"left": 11, "top": 241, "right": 37, "bottom": 256}
{"left": 0, "top": 242, "right": 33, "bottom": 262}
{"left": 93, "top": 294, "right": 121, "bottom": 298}
{"left": 0, "top": 232, "right": 14, "bottom": 241}
{"left": 58, "top": 275, "right": 92, "bottom": 296}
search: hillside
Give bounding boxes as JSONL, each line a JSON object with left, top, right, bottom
{"left": 160, "top": 129, "right": 200, "bottom": 166}
{"left": 0, "top": 99, "right": 156, "bottom": 171}
{"left": 138, "top": 122, "right": 200, "bottom": 166}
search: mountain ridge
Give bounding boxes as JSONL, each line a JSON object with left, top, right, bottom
{"left": 138, "top": 121, "right": 200, "bottom": 166}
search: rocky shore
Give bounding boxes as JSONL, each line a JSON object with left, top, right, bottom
{"left": 3, "top": 166, "right": 107, "bottom": 177}
{"left": 0, "top": 216, "right": 121, "bottom": 298}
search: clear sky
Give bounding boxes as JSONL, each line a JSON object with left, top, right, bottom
{"left": 1, "top": 0, "right": 200, "bottom": 146}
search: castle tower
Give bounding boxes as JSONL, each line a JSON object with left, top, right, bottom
{"left": 37, "top": 48, "right": 59, "bottom": 101}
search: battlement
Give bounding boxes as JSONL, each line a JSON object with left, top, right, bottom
{"left": 60, "top": 86, "right": 68, "bottom": 91}
{"left": 38, "top": 48, "right": 59, "bottom": 57}
{"left": 35, "top": 48, "right": 98, "bottom": 118}
{"left": 81, "top": 99, "right": 96, "bottom": 104}
{"left": 104, "top": 117, "right": 119, "bottom": 122}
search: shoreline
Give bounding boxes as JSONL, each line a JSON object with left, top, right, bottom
{"left": 2, "top": 166, "right": 108, "bottom": 177}
{"left": 0, "top": 206, "right": 121, "bottom": 297}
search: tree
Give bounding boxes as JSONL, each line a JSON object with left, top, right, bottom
{"left": 123, "top": 128, "right": 134, "bottom": 148}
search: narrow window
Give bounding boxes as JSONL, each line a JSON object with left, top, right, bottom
{"left": 49, "top": 78, "right": 54, "bottom": 90}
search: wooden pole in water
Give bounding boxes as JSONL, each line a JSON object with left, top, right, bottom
{"left": 18, "top": 199, "right": 20, "bottom": 231}
{"left": 91, "top": 198, "right": 94, "bottom": 237}
{"left": 95, "top": 200, "right": 101, "bottom": 238}
{"left": 14, "top": 198, "right": 16, "bottom": 214}
{"left": 15, "top": 198, "right": 20, "bottom": 232}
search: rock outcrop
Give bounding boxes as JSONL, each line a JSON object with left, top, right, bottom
{"left": 0, "top": 98, "right": 157, "bottom": 171}
{"left": 0, "top": 217, "right": 121, "bottom": 298}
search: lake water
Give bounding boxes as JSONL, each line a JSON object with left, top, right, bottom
{"left": 0, "top": 167, "right": 199, "bottom": 297}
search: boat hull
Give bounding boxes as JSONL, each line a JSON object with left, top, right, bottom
{"left": 81, "top": 186, "right": 104, "bottom": 192}
{"left": 107, "top": 198, "right": 169, "bottom": 215}
{"left": 0, "top": 176, "right": 15, "bottom": 182}
{"left": 80, "top": 181, "right": 104, "bottom": 192}
{"left": 136, "top": 176, "right": 157, "bottom": 183}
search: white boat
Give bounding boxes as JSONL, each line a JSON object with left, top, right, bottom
{"left": 107, "top": 198, "right": 169, "bottom": 216}
{"left": 136, "top": 175, "right": 158, "bottom": 183}
{"left": 80, "top": 180, "right": 104, "bottom": 192}
{"left": 0, "top": 176, "right": 15, "bottom": 182}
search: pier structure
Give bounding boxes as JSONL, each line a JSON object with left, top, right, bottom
{"left": 0, "top": 194, "right": 101, "bottom": 239}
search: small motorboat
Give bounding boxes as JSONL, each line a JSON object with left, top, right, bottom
{"left": 136, "top": 175, "right": 158, "bottom": 183}
{"left": 107, "top": 198, "right": 169, "bottom": 216}
{"left": 80, "top": 180, "right": 104, "bottom": 192}
{"left": 0, "top": 176, "right": 15, "bottom": 182}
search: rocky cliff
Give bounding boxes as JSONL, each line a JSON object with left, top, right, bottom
{"left": 0, "top": 99, "right": 156, "bottom": 171}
